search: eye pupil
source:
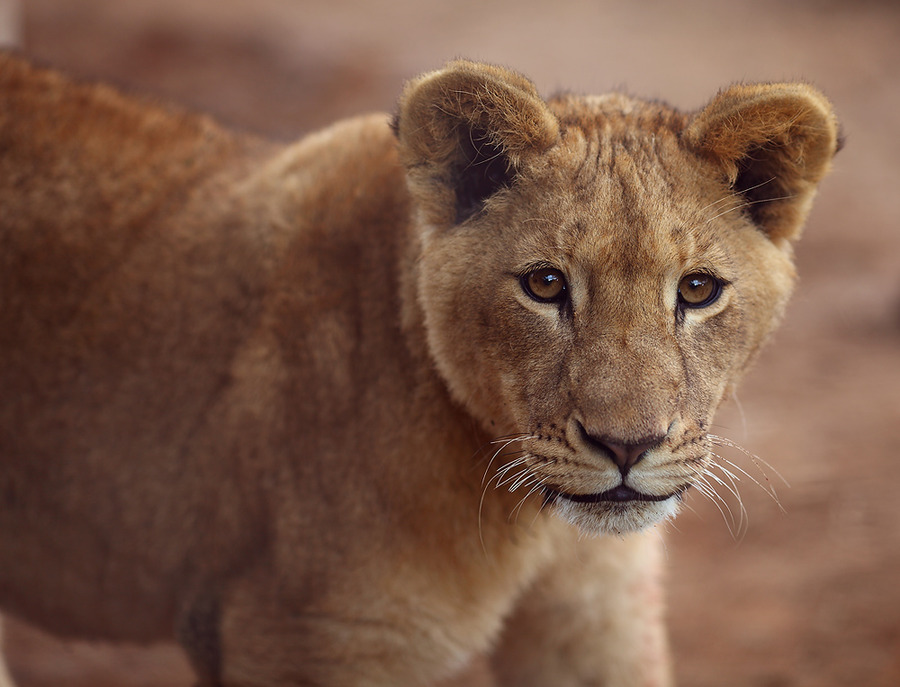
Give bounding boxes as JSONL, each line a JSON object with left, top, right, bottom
{"left": 523, "top": 267, "right": 567, "bottom": 302}
{"left": 678, "top": 273, "right": 721, "bottom": 308}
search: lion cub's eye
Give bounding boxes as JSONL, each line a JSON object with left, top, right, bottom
{"left": 677, "top": 273, "right": 723, "bottom": 309}
{"left": 521, "top": 267, "right": 568, "bottom": 303}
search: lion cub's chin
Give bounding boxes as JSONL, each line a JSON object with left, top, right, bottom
{"left": 551, "top": 495, "right": 682, "bottom": 536}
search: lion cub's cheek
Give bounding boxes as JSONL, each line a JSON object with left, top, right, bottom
{"left": 414, "top": 234, "right": 524, "bottom": 433}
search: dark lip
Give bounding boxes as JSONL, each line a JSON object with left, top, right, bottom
{"left": 544, "top": 485, "right": 679, "bottom": 504}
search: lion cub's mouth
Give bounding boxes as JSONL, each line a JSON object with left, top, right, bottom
{"left": 544, "top": 485, "right": 680, "bottom": 504}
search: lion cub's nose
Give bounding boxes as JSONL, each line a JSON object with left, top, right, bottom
{"left": 576, "top": 422, "right": 666, "bottom": 476}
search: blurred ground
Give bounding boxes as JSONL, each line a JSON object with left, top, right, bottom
{"left": 2, "top": 0, "right": 899, "bottom": 685}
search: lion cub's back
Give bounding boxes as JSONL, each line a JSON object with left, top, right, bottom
{"left": 0, "top": 53, "right": 282, "bottom": 636}
{"left": 0, "top": 53, "right": 275, "bottom": 455}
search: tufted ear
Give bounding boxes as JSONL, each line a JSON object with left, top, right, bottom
{"left": 683, "top": 83, "right": 841, "bottom": 246}
{"left": 394, "top": 60, "right": 560, "bottom": 227}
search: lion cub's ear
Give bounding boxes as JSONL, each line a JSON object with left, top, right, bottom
{"left": 394, "top": 60, "right": 560, "bottom": 226}
{"left": 684, "top": 82, "right": 841, "bottom": 246}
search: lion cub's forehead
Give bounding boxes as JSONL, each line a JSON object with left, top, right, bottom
{"left": 525, "top": 94, "right": 717, "bottom": 270}
{"left": 549, "top": 92, "right": 689, "bottom": 141}
{"left": 546, "top": 92, "right": 699, "bottom": 202}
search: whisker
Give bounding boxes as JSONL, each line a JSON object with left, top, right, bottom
{"left": 686, "top": 178, "right": 790, "bottom": 246}
{"left": 707, "top": 435, "right": 789, "bottom": 517}
{"left": 488, "top": 433, "right": 533, "bottom": 444}
{"left": 706, "top": 462, "right": 747, "bottom": 514}
{"left": 478, "top": 448, "right": 530, "bottom": 555}
{"left": 479, "top": 434, "right": 531, "bottom": 485}
{"left": 695, "top": 178, "right": 773, "bottom": 219}
{"left": 692, "top": 477, "right": 738, "bottom": 538}
{"left": 730, "top": 392, "right": 748, "bottom": 441}
{"left": 529, "top": 482, "right": 555, "bottom": 527}
{"left": 703, "top": 200, "right": 748, "bottom": 225}
{"left": 696, "top": 176, "right": 777, "bottom": 218}
{"left": 509, "top": 476, "right": 545, "bottom": 523}
{"left": 738, "top": 175, "right": 779, "bottom": 195}
{"left": 693, "top": 474, "right": 744, "bottom": 540}
{"left": 695, "top": 191, "right": 743, "bottom": 217}
{"left": 702, "top": 467, "right": 749, "bottom": 532}
{"left": 495, "top": 457, "right": 528, "bottom": 484}
{"left": 507, "top": 468, "right": 538, "bottom": 493}
{"left": 719, "top": 457, "right": 787, "bottom": 514}
{"left": 520, "top": 217, "right": 558, "bottom": 226}
{"left": 709, "top": 434, "right": 790, "bottom": 487}
{"left": 695, "top": 473, "right": 738, "bottom": 525}
{"left": 471, "top": 432, "right": 528, "bottom": 464}
{"left": 520, "top": 476, "right": 547, "bottom": 504}
{"left": 496, "top": 464, "right": 530, "bottom": 490}
{"left": 706, "top": 455, "right": 745, "bottom": 486}
{"left": 705, "top": 189, "right": 799, "bottom": 225}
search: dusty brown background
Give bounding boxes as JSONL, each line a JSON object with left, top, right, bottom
{"left": 2, "top": 0, "right": 899, "bottom": 685}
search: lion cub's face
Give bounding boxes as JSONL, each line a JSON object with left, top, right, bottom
{"left": 396, "top": 63, "right": 839, "bottom": 535}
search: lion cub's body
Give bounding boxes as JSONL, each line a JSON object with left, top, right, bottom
{"left": 0, "top": 54, "right": 838, "bottom": 686}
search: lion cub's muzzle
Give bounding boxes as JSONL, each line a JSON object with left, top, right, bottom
{"left": 521, "top": 416, "right": 702, "bottom": 533}
{"left": 544, "top": 419, "right": 679, "bottom": 502}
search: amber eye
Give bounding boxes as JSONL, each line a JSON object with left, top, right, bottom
{"left": 677, "top": 273, "right": 723, "bottom": 308}
{"left": 521, "top": 267, "right": 568, "bottom": 303}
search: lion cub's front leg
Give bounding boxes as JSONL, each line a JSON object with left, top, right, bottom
{"left": 490, "top": 528, "right": 672, "bottom": 687}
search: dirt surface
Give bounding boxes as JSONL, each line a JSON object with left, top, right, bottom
{"left": 2, "top": 0, "right": 899, "bottom": 685}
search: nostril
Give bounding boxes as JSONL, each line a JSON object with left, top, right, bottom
{"left": 576, "top": 422, "right": 665, "bottom": 475}
{"left": 601, "top": 438, "right": 658, "bottom": 474}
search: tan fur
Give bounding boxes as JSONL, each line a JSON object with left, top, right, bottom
{"left": 0, "top": 54, "right": 839, "bottom": 686}
{"left": 0, "top": 620, "right": 12, "bottom": 687}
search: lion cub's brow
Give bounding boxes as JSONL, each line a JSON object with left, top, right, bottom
{"left": 524, "top": 123, "right": 722, "bottom": 282}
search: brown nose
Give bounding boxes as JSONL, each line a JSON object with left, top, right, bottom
{"left": 577, "top": 422, "right": 665, "bottom": 475}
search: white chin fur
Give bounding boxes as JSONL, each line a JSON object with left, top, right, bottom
{"left": 552, "top": 496, "right": 681, "bottom": 536}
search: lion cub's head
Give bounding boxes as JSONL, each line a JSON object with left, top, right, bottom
{"left": 394, "top": 61, "right": 839, "bottom": 535}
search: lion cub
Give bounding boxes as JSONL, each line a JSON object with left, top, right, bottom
{"left": 0, "top": 55, "right": 838, "bottom": 686}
